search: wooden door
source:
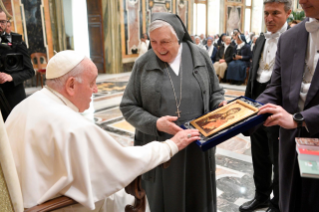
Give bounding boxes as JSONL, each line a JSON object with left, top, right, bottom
{"left": 86, "top": 0, "right": 105, "bottom": 73}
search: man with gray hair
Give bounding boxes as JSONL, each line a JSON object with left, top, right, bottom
{"left": 5, "top": 50, "right": 200, "bottom": 211}
{"left": 243, "top": 0, "right": 291, "bottom": 212}
{"left": 250, "top": 0, "right": 319, "bottom": 211}
{"left": 121, "top": 12, "right": 226, "bottom": 212}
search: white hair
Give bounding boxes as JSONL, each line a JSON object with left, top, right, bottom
{"left": 149, "top": 20, "right": 179, "bottom": 41}
{"left": 46, "top": 58, "right": 90, "bottom": 90}
{"left": 224, "top": 36, "right": 231, "bottom": 41}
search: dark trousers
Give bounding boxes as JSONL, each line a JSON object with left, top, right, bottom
{"left": 251, "top": 125, "right": 280, "bottom": 210}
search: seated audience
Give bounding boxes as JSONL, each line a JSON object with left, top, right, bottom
{"left": 217, "top": 33, "right": 226, "bottom": 49}
{"left": 213, "top": 36, "right": 234, "bottom": 81}
{"left": 205, "top": 37, "right": 218, "bottom": 63}
{"left": 200, "top": 33, "right": 207, "bottom": 45}
{"left": 225, "top": 33, "right": 252, "bottom": 85}
{"left": 195, "top": 36, "right": 206, "bottom": 49}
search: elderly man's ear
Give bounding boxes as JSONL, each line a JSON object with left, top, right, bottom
{"left": 65, "top": 77, "right": 76, "bottom": 96}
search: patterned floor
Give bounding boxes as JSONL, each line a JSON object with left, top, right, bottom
{"left": 88, "top": 73, "right": 270, "bottom": 212}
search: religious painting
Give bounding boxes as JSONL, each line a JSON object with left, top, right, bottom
{"left": 225, "top": 5, "right": 244, "bottom": 35}
{"left": 191, "top": 100, "right": 258, "bottom": 137}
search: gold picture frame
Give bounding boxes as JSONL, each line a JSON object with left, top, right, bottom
{"left": 191, "top": 100, "right": 258, "bottom": 137}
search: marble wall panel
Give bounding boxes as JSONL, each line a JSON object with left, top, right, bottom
{"left": 21, "top": 0, "right": 46, "bottom": 54}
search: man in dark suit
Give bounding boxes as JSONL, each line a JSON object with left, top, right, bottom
{"left": 255, "top": 0, "right": 319, "bottom": 211}
{"left": 213, "top": 36, "right": 234, "bottom": 81}
{"left": 0, "top": 9, "right": 34, "bottom": 121}
{"left": 242, "top": 1, "right": 292, "bottom": 212}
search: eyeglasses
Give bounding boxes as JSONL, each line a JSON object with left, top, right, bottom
{"left": 0, "top": 20, "right": 7, "bottom": 25}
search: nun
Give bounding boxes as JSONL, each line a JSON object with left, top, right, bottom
{"left": 225, "top": 33, "right": 252, "bottom": 85}
{"left": 120, "top": 13, "right": 226, "bottom": 212}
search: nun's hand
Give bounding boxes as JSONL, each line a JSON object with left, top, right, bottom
{"left": 218, "top": 100, "right": 227, "bottom": 107}
{"left": 156, "top": 116, "right": 183, "bottom": 135}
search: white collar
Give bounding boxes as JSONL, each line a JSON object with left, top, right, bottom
{"left": 44, "top": 86, "right": 79, "bottom": 112}
{"left": 237, "top": 42, "right": 245, "bottom": 50}
{"left": 266, "top": 21, "right": 288, "bottom": 35}
{"left": 169, "top": 43, "right": 183, "bottom": 76}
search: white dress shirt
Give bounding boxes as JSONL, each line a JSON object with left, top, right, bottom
{"left": 207, "top": 45, "right": 214, "bottom": 57}
{"left": 298, "top": 18, "right": 319, "bottom": 111}
{"left": 169, "top": 43, "right": 183, "bottom": 76}
{"left": 257, "top": 22, "right": 288, "bottom": 83}
{"left": 224, "top": 44, "right": 230, "bottom": 53}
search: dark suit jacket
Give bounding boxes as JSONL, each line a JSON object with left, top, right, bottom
{"left": 246, "top": 26, "right": 290, "bottom": 98}
{"left": 257, "top": 18, "right": 319, "bottom": 212}
{"left": 205, "top": 45, "right": 218, "bottom": 64}
{"left": 0, "top": 34, "right": 34, "bottom": 121}
{"left": 215, "top": 45, "right": 234, "bottom": 64}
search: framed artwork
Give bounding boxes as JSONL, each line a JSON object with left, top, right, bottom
{"left": 225, "top": 4, "right": 244, "bottom": 35}
{"left": 191, "top": 100, "right": 258, "bottom": 137}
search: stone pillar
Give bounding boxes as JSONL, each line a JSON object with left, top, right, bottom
{"left": 219, "top": 0, "right": 225, "bottom": 35}
{"left": 207, "top": 0, "right": 220, "bottom": 36}
{"left": 102, "top": 0, "right": 122, "bottom": 74}
{"left": 251, "top": 0, "right": 264, "bottom": 34}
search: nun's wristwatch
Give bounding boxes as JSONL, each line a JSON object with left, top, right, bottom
{"left": 293, "top": 112, "right": 304, "bottom": 129}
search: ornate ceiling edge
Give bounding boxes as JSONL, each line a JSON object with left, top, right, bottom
{"left": 0, "top": 1, "right": 13, "bottom": 19}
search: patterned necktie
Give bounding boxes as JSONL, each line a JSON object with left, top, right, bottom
{"left": 305, "top": 20, "right": 319, "bottom": 33}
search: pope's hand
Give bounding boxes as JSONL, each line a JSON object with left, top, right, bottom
{"left": 258, "top": 103, "right": 297, "bottom": 129}
{"left": 156, "top": 116, "right": 183, "bottom": 135}
{"left": 170, "top": 129, "right": 201, "bottom": 151}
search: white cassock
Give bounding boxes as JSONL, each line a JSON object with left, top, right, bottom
{"left": 5, "top": 87, "right": 178, "bottom": 211}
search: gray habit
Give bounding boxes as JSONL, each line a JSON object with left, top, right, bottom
{"left": 120, "top": 40, "right": 225, "bottom": 212}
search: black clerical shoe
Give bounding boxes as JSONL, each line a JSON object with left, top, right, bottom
{"left": 239, "top": 198, "right": 269, "bottom": 212}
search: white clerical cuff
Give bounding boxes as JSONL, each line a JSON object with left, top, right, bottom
{"left": 165, "top": 140, "right": 179, "bottom": 157}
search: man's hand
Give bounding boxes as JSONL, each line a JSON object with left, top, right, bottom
{"left": 170, "top": 129, "right": 201, "bottom": 151}
{"left": 218, "top": 100, "right": 227, "bottom": 107}
{"left": 0, "top": 72, "right": 13, "bottom": 84}
{"left": 234, "top": 55, "right": 242, "bottom": 60}
{"left": 219, "top": 59, "right": 225, "bottom": 63}
{"left": 258, "top": 103, "right": 297, "bottom": 129}
{"left": 156, "top": 116, "right": 183, "bottom": 135}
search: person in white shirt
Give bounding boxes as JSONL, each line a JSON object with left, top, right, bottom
{"left": 6, "top": 50, "right": 200, "bottom": 211}
{"left": 205, "top": 37, "right": 218, "bottom": 63}
{"left": 194, "top": 36, "right": 206, "bottom": 50}
{"left": 251, "top": 0, "right": 319, "bottom": 211}
{"left": 213, "top": 36, "right": 234, "bottom": 81}
{"left": 243, "top": 1, "right": 291, "bottom": 211}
